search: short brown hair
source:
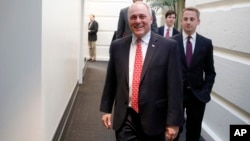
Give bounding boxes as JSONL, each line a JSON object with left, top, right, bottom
{"left": 165, "top": 10, "right": 176, "bottom": 18}
{"left": 183, "top": 7, "right": 200, "bottom": 19}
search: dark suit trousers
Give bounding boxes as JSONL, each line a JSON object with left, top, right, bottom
{"left": 115, "top": 108, "right": 166, "bottom": 141}
{"left": 174, "top": 88, "right": 206, "bottom": 141}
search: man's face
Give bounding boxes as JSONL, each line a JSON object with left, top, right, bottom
{"left": 181, "top": 10, "right": 200, "bottom": 35}
{"left": 89, "top": 15, "right": 94, "bottom": 21}
{"left": 128, "top": 3, "right": 152, "bottom": 38}
{"left": 165, "top": 14, "right": 176, "bottom": 27}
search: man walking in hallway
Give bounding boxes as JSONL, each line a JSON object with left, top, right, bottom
{"left": 158, "top": 10, "right": 179, "bottom": 38}
{"left": 172, "top": 7, "right": 216, "bottom": 141}
{"left": 100, "top": 1, "right": 183, "bottom": 141}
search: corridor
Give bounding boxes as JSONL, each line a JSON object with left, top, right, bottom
{"left": 61, "top": 61, "right": 115, "bottom": 141}
{"left": 60, "top": 61, "right": 205, "bottom": 141}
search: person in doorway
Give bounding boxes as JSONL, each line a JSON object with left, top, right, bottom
{"left": 158, "top": 10, "right": 179, "bottom": 38}
{"left": 88, "top": 14, "right": 98, "bottom": 62}
{"left": 115, "top": 0, "right": 158, "bottom": 39}
{"left": 100, "top": 2, "right": 183, "bottom": 141}
{"left": 172, "top": 7, "right": 216, "bottom": 141}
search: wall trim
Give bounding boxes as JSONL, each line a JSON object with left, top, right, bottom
{"left": 52, "top": 82, "right": 79, "bottom": 141}
{"left": 202, "top": 122, "right": 222, "bottom": 141}
{"left": 52, "top": 63, "right": 88, "bottom": 141}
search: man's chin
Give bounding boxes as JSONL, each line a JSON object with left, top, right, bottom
{"left": 134, "top": 31, "right": 144, "bottom": 37}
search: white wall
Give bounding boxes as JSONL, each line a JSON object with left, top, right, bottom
{"left": 42, "top": 0, "right": 81, "bottom": 140}
{"left": 185, "top": 0, "right": 250, "bottom": 140}
{"left": 0, "top": 0, "right": 82, "bottom": 140}
{"left": 0, "top": 0, "right": 43, "bottom": 140}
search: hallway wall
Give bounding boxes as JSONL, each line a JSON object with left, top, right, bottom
{"left": 0, "top": 0, "right": 81, "bottom": 140}
{"left": 42, "top": 0, "right": 81, "bottom": 140}
{"left": 0, "top": 0, "right": 43, "bottom": 140}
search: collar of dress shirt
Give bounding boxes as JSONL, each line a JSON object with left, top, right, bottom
{"left": 182, "top": 31, "right": 197, "bottom": 53}
{"left": 132, "top": 31, "right": 151, "bottom": 45}
{"left": 164, "top": 25, "right": 173, "bottom": 31}
{"left": 182, "top": 31, "right": 197, "bottom": 40}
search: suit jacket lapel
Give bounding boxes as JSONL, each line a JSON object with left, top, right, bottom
{"left": 88, "top": 21, "right": 92, "bottom": 29}
{"left": 192, "top": 34, "right": 201, "bottom": 60}
{"left": 188, "top": 34, "right": 202, "bottom": 68}
{"left": 122, "top": 37, "right": 132, "bottom": 87}
{"left": 177, "top": 34, "right": 188, "bottom": 67}
{"left": 140, "top": 33, "right": 158, "bottom": 82}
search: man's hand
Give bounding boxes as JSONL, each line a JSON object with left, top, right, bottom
{"left": 101, "top": 113, "right": 112, "bottom": 129}
{"left": 166, "top": 126, "right": 179, "bottom": 141}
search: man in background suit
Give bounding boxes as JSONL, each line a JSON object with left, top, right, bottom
{"left": 172, "top": 7, "right": 216, "bottom": 141}
{"left": 88, "top": 14, "right": 98, "bottom": 62}
{"left": 158, "top": 10, "right": 179, "bottom": 38}
{"left": 100, "top": 2, "right": 183, "bottom": 141}
{"left": 115, "top": 0, "right": 158, "bottom": 39}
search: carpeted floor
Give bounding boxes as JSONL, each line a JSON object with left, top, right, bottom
{"left": 61, "top": 61, "right": 116, "bottom": 141}
{"left": 60, "top": 61, "right": 205, "bottom": 141}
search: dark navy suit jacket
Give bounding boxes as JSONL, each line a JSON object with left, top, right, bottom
{"left": 88, "top": 20, "right": 98, "bottom": 41}
{"left": 100, "top": 33, "right": 184, "bottom": 136}
{"left": 158, "top": 26, "right": 179, "bottom": 37}
{"left": 172, "top": 33, "right": 216, "bottom": 103}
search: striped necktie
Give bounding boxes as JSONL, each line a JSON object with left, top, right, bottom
{"left": 186, "top": 36, "right": 192, "bottom": 66}
{"left": 165, "top": 28, "right": 170, "bottom": 38}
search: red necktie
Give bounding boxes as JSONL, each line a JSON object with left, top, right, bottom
{"left": 165, "top": 28, "right": 170, "bottom": 38}
{"left": 131, "top": 39, "right": 143, "bottom": 113}
{"left": 186, "top": 36, "right": 192, "bottom": 66}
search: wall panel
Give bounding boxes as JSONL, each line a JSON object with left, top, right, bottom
{"left": 213, "top": 56, "right": 250, "bottom": 113}
{"left": 203, "top": 99, "right": 248, "bottom": 141}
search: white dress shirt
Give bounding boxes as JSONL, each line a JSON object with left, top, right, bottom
{"left": 182, "top": 31, "right": 197, "bottom": 54}
{"left": 128, "top": 32, "right": 151, "bottom": 106}
{"left": 164, "top": 25, "right": 174, "bottom": 37}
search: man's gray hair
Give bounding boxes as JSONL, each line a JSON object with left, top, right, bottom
{"left": 127, "top": 1, "right": 152, "bottom": 19}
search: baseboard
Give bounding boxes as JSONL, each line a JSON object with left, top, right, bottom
{"left": 201, "top": 122, "right": 223, "bottom": 141}
{"left": 52, "top": 82, "right": 79, "bottom": 141}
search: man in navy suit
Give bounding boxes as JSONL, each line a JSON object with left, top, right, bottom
{"left": 100, "top": 2, "right": 183, "bottom": 141}
{"left": 115, "top": 0, "right": 158, "bottom": 39}
{"left": 158, "top": 10, "right": 179, "bottom": 38}
{"left": 172, "top": 7, "right": 216, "bottom": 141}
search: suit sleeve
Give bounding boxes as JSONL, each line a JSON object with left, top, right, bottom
{"left": 166, "top": 41, "right": 184, "bottom": 126}
{"left": 90, "top": 21, "right": 98, "bottom": 34}
{"left": 100, "top": 43, "right": 117, "bottom": 113}
{"left": 116, "top": 9, "right": 125, "bottom": 39}
{"left": 203, "top": 39, "right": 216, "bottom": 96}
{"left": 151, "top": 10, "right": 158, "bottom": 34}
{"left": 158, "top": 26, "right": 163, "bottom": 36}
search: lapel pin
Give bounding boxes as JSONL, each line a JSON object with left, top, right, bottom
{"left": 152, "top": 44, "right": 155, "bottom": 47}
